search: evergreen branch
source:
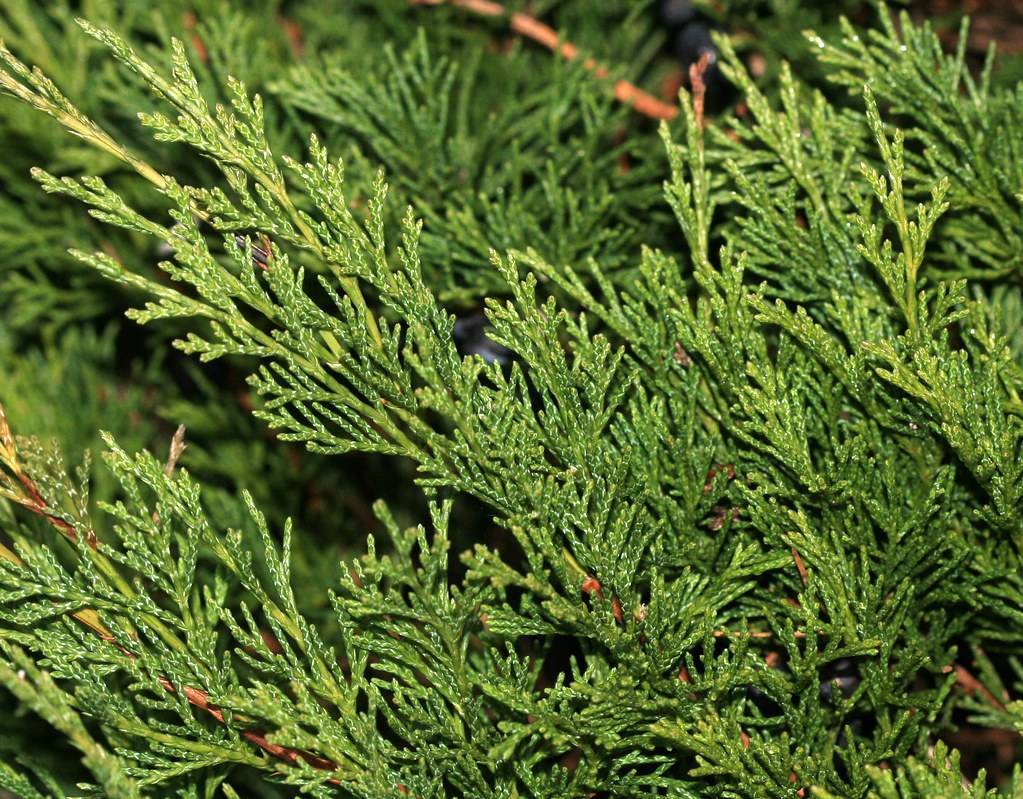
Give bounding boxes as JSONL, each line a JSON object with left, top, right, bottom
{"left": 0, "top": 642, "right": 141, "bottom": 799}
{"left": 0, "top": 26, "right": 386, "bottom": 352}
{"left": 0, "top": 409, "right": 351, "bottom": 784}
{"left": 0, "top": 3, "right": 1020, "bottom": 795}
{"left": 0, "top": 405, "right": 92, "bottom": 546}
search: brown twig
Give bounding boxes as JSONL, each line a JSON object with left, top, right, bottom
{"left": 689, "top": 51, "right": 712, "bottom": 129}
{"left": 0, "top": 406, "right": 342, "bottom": 782}
{"left": 0, "top": 407, "right": 94, "bottom": 547}
{"left": 410, "top": 0, "right": 679, "bottom": 120}
{"left": 152, "top": 425, "right": 187, "bottom": 525}
{"left": 280, "top": 16, "right": 305, "bottom": 57}
{"left": 182, "top": 11, "right": 209, "bottom": 65}
{"left": 954, "top": 663, "right": 1007, "bottom": 713}
{"left": 163, "top": 425, "right": 187, "bottom": 477}
{"left": 156, "top": 677, "right": 339, "bottom": 774}
{"left": 791, "top": 548, "right": 808, "bottom": 587}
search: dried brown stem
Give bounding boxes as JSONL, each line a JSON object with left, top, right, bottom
{"left": 152, "top": 425, "right": 187, "bottom": 525}
{"left": 0, "top": 406, "right": 342, "bottom": 780}
{"left": 163, "top": 425, "right": 187, "bottom": 477}
{"left": 157, "top": 677, "right": 340, "bottom": 776}
{"left": 411, "top": 0, "right": 679, "bottom": 120}
{"left": 182, "top": 11, "right": 208, "bottom": 65}
{"left": 791, "top": 547, "right": 809, "bottom": 587}
{"left": 12, "top": 461, "right": 94, "bottom": 547}
{"left": 689, "top": 51, "right": 712, "bottom": 129}
{"left": 954, "top": 663, "right": 1007, "bottom": 713}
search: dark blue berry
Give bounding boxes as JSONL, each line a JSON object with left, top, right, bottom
{"left": 818, "top": 659, "right": 860, "bottom": 704}
{"left": 670, "top": 22, "right": 734, "bottom": 111}
{"left": 658, "top": 0, "right": 697, "bottom": 28}
{"left": 671, "top": 21, "right": 715, "bottom": 68}
{"left": 453, "top": 312, "right": 514, "bottom": 367}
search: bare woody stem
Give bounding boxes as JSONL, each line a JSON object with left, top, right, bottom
{"left": 0, "top": 409, "right": 346, "bottom": 781}
{"left": 411, "top": 0, "right": 680, "bottom": 120}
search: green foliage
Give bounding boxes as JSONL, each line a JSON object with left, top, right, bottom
{"left": 1, "top": 1, "right": 1022, "bottom": 797}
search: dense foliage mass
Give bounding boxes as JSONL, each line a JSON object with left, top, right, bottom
{"left": 1, "top": 1, "right": 1022, "bottom": 797}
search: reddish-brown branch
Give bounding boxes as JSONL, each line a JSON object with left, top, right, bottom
{"left": 158, "top": 677, "right": 340, "bottom": 776}
{"left": 280, "top": 16, "right": 305, "bottom": 57}
{"left": 0, "top": 409, "right": 342, "bottom": 782}
{"left": 410, "top": 0, "right": 679, "bottom": 120}
{"left": 14, "top": 471, "right": 96, "bottom": 548}
{"left": 16, "top": 472, "right": 45, "bottom": 507}
{"left": 689, "top": 51, "right": 711, "bottom": 129}
{"left": 182, "top": 11, "right": 209, "bottom": 65}
{"left": 153, "top": 425, "right": 187, "bottom": 525}
{"left": 791, "top": 548, "right": 808, "bottom": 587}
{"left": 163, "top": 425, "right": 187, "bottom": 477}
{"left": 954, "top": 664, "right": 1007, "bottom": 713}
